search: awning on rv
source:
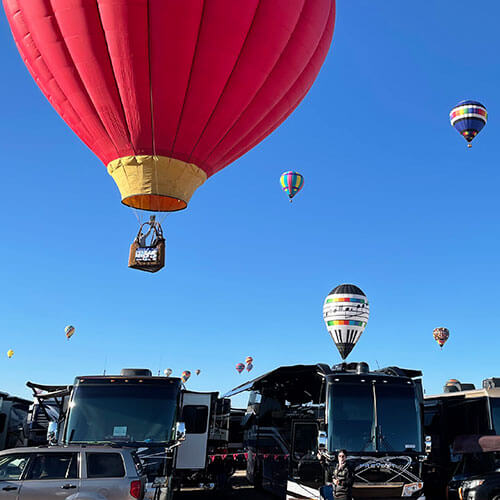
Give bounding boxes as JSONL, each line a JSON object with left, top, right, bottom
{"left": 223, "top": 364, "right": 330, "bottom": 404}
{"left": 453, "top": 435, "right": 500, "bottom": 453}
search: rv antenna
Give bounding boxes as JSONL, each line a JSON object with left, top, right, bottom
{"left": 375, "top": 360, "right": 380, "bottom": 369}
{"left": 103, "top": 355, "right": 107, "bottom": 376}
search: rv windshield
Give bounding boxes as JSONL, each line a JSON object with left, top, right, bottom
{"left": 327, "top": 382, "right": 422, "bottom": 453}
{"left": 65, "top": 383, "right": 179, "bottom": 445}
{"left": 376, "top": 384, "right": 422, "bottom": 452}
{"left": 328, "top": 383, "right": 376, "bottom": 452}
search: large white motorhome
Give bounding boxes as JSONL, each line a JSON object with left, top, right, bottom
{"left": 226, "top": 361, "right": 428, "bottom": 500}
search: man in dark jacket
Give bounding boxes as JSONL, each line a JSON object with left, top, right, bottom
{"left": 332, "top": 450, "right": 354, "bottom": 500}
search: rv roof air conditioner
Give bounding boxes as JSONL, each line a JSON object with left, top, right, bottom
{"left": 120, "top": 368, "right": 153, "bottom": 377}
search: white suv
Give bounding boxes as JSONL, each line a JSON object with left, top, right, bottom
{"left": 0, "top": 445, "right": 146, "bottom": 499}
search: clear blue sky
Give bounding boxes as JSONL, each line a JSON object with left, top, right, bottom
{"left": 0, "top": 1, "right": 498, "bottom": 409}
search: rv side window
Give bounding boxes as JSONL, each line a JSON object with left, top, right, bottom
{"left": 182, "top": 405, "right": 208, "bottom": 434}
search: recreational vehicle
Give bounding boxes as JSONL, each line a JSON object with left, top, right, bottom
{"left": 226, "top": 362, "right": 427, "bottom": 500}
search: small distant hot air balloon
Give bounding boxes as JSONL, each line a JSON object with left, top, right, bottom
{"left": 164, "top": 368, "right": 172, "bottom": 377}
{"left": 195, "top": 369, "right": 201, "bottom": 376}
{"left": 181, "top": 370, "right": 191, "bottom": 383}
{"left": 65, "top": 325, "right": 75, "bottom": 340}
{"left": 246, "top": 363, "right": 253, "bottom": 373}
{"left": 450, "top": 100, "right": 487, "bottom": 148}
{"left": 280, "top": 171, "right": 304, "bottom": 202}
{"left": 236, "top": 363, "right": 245, "bottom": 374}
{"left": 323, "top": 284, "right": 370, "bottom": 360}
{"left": 433, "top": 327, "right": 450, "bottom": 349}
{"left": 245, "top": 356, "right": 253, "bottom": 365}
{"left": 7, "top": 350, "right": 14, "bottom": 359}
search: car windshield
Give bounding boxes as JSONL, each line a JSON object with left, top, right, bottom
{"left": 327, "top": 381, "right": 422, "bottom": 452}
{"left": 65, "top": 382, "right": 179, "bottom": 444}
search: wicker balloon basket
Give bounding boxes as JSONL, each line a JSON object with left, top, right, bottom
{"left": 128, "top": 217, "right": 165, "bottom": 273}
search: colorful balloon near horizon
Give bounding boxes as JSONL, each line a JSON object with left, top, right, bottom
{"left": 195, "top": 369, "right": 201, "bottom": 376}
{"left": 181, "top": 370, "right": 191, "bottom": 383}
{"left": 4, "top": 0, "right": 334, "bottom": 213}
{"left": 245, "top": 356, "right": 253, "bottom": 365}
{"left": 433, "top": 327, "right": 450, "bottom": 349}
{"left": 236, "top": 363, "right": 245, "bottom": 374}
{"left": 7, "top": 350, "right": 14, "bottom": 359}
{"left": 323, "top": 284, "right": 370, "bottom": 360}
{"left": 65, "top": 325, "right": 75, "bottom": 340}
{"left": 164, "top": 368, "right": 173, "bottom": 377}
{"left": 450, "top": 100, "right": 487, "bottom": 148}
{"left": 247, "top": 363, "right": 254, "bottom": 372}
{"left": 280, "top": 171, "right": 304, "bottom": 201}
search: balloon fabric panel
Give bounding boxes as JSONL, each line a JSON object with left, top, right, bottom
{"left": 3, "top": 0, "right": 334, "bottom": 211}
{"left": 3, "top": 0, "right": 117, "bottom": 162}
{"left": 215, "top": 2, "right": 335, "bottom": 170}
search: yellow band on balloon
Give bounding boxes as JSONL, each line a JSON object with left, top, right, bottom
{"left": 107, "top": 155, "right": 207, "bottom": 212}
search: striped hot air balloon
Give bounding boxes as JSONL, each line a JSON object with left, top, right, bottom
{"left": 245, "top": 356, "right": 253, "bottom": 365}
{"left": 65, "top": 325, "right": 75, "bottom": 340}
{"left": 323, "top": 284, "right": 370, "bottom": 360}
{"left": 450, "top": 100, "right": 487, "bottom": 147}
{"left": 280, "top": 171, "right": 304, "bottom": 202}
{"left": 181, "top": 370, "right": 191, "bottom": 383}
{"left": 236, "top": 363, "right": 245, "bottom": 374}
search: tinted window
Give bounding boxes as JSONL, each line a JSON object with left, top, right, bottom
{"left": 26, "top": 453, "right": 78, "bottom": 480}
{"left": 66, "top": 383, "right": 178, "bottom": 444}
{"left": 0, "top": 454, "right": 30, "bottom": 481}
{"left": 376, "top": 384, "right": 422, "bottom": 452}
{"left": 328, "top": 383, "right": 375, "bottom": 452}
{"left": 182, "top": 406, "right": 208, "bottom": 434}
{"left": 490, "top": 399, "right": 500, "bottom": 434}
{"left": 87, "top": 453, "right": 125, "bottom": 478}
{"left": 293, "top": 423, "right": 318, "bottom": 458}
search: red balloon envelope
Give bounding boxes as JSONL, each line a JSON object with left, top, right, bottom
{"left": 3, "top": 0, "right": 334, "bottom": 212}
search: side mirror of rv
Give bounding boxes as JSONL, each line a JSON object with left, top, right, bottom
{"left": 425, "top": 435, "right": 432, "bottom": 454}
{"left": 47, "top": 421, "right": 58, "bottom": 445}
{"left": 176, "top": 422, "right": 186, "bottom": 442}
{"left": 318, "top": 430, "right": 327, "bottom": 452}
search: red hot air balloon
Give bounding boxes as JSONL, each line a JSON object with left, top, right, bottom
{"left": 3, "top": 0, "right": 335, "bottom": 214}
{"left": 236, "top": 363, "right": 245, "bottom": 374}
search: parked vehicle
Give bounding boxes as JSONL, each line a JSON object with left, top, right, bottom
{"left": 0, "top": 392, "right": 31, "bottom": 451}
{"left": 225, "top": 361, "right": 427, "bottom": 500}
{"left": 0, "top": 445, "right": 146, "bottom": 499}
{"left": 424, "top": 377, "right": 500, "bottom": 499}
{"left": 446, "top": 435, "right": 500, "bottom": 500}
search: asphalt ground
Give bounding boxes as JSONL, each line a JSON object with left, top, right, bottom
{"left": 174, "top": 471, "right": 275, "bottom": 500}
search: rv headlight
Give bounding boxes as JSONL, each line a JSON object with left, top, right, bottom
{"left": 402, "top": 482, "right": 423, "bottom": 496}
{"left": 463, "top": 479, "right": 485, "bottom": 489}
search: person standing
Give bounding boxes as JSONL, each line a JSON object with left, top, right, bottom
{"left": 332, "top": 450, "right": 354, "bottom": 500}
